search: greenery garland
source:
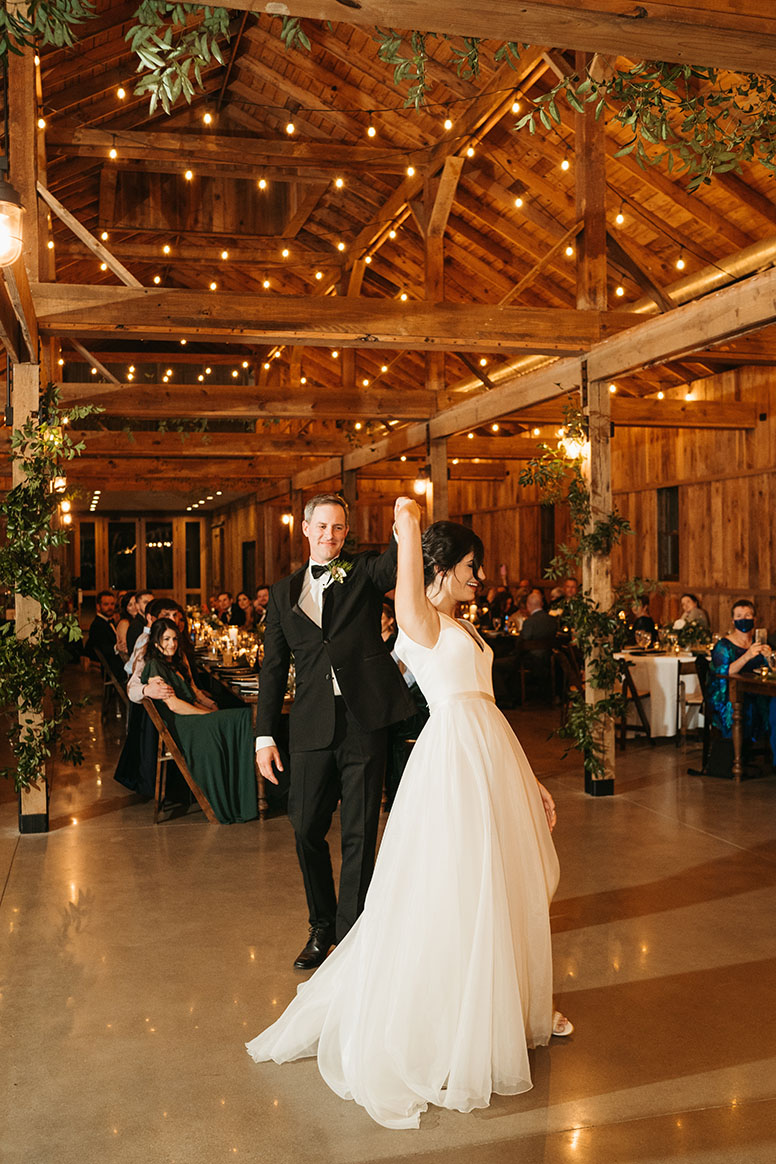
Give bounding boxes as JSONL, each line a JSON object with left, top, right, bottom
{"left": 126, "top": 2, "right": 230, "bottom": 116}
{"left": 519, "top": 403, "right": 658, "bottom": 779}
{"left": 0, "top": 385, "right": 97, "bottom": 792}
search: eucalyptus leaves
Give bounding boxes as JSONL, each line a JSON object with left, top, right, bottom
{"left": 127, "top": 2, "right": 230, "bottom": 116}
{"left": 0, "top": 385, "right": 97, "bottom": 791}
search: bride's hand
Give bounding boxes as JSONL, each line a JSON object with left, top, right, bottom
{"left": 537, "top": 782, "right": 557, "bottom": 832}
{"left": 394, "top": 496, "right": 421, "bottom": 525}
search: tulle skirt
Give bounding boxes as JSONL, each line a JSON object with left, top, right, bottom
{"left": 246, "top": 694, "right": 560, "bottom": 1129}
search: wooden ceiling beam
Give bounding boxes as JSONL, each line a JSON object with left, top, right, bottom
{"left": 212, "top": 1, "right": 776, "bottom": 76}
{"left": 32, "top": 284, "right": 639, "bottom": 354}
{"left": 51, "top": 430, "right": 352, "bottom": 459}
{"left": 56, "top": 382, "right": 439, "bottom": 419}
{"left": 52, "top": 239, "right": 341, "bottom": 266}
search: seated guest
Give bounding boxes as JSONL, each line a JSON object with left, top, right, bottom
{"left": 254, "top": 584, "right": 270, "bottom": 627}
{"left": 215, "top": 591, "right": 243, "bottom": 626}
{"left": 513, "top": 590, "right": 558, "bottom": 701}
{"left": 236, "top": 591, "right": 255, "bottom": 630}
{"left": 707, "top": 600, "right": 775, "bottom": 756}
{"left": 84, "top": 590, "right": 124, "bottom": 682}
{"left": 507, "top": 587, "right": 529, "bottom": 633}
{"left": 563, "top": 577, "right": 579, "bottom": 599}
{"left": 630, "top": 596, "right": 657, "bottom": 645}
{"left": 520, "top": 589, "right": 558, "bottom": 642}
{"left": 678, "top": 592, "right": 710, "bottom": 629}
{"left": 126, "top": 590, "right": 153, "bottom": 655}
{"left": 141, "top": 619, "right": 258, "bottom": 823}
{"left": 115, "top": 591, "right": 137, "bottom": 662}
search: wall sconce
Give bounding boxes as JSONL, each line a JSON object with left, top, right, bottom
{"left": 52, "top": 475, "right": 67, "bottom": 493}
{"left": 413, "top": 476, "right": 428, "bottom": 496}
{"left": 60, "top": 499, "right": 71, "bottom": 513}
{"left": 281, "top": 513, "right": 293, "bottom": 525}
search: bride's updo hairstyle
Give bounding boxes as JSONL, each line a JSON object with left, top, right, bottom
{"left": 421, "top": 521, "right": 485, "bottom": 588}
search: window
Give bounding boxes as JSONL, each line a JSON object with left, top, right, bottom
{"left": 540, "top": 504, "right": 555, "bottom": 577}
{"left": 657, "top": 486, "right": 679, "bottom": 581}
{"left": 79, "top": 521, "right": 96, "bottom": 590}
{"left": 146, "top": 521, "right": 174, "bottom": 589}
{"left": 242, "top": 540, "right": 256, "bottom": 596}
{"left": 108, "top": 522, "right": 137, "bottom": 590}
{"left": 185, "top": 521, "right": 201, "bottom": 588}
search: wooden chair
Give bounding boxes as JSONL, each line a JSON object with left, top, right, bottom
{"left": 618, "top": 660, "right": 653, "bottom": 748}
{"left": 515, "top": 636, "right": 558, "bottom": 704}
{"left": 678, "top": 655, "right": 712, "bottom": 769}
{"left": 553, "top": 645, "right": 583, "bottom": 727}
{"left": 94, "top": 648, "right": 130, "bottom": 724}
{"left": 141, "top": 698, "right": 218, "bottom": 824}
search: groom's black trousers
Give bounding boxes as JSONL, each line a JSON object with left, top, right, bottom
{"left": 287, "top": 696, "right": 387, "bottom": 943}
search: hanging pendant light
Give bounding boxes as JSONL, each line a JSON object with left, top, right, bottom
{"left": 0, "top": 178, "right": 24, "bottom": 267}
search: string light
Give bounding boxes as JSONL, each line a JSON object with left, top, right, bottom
{"left": 184, "top": 169, "right": 193, "bottom": 181}
{"left": 117, "top": 87, "right": 126, "bottom": 100}
{"left": 100, "top": 231, "right": 109, "bottom": 241}
{"left": 100, "top": 262, "right": 108, "bottom": 271}
{"left": 364, "top": 255, "right": 372, "bottom": 264}
{"left": 47, "top": 240, "right": 54, "bottom": 249}
{"left": 399, "top": 291, "right": 408, "bottom": 301}
{"left": 388, "top": 229, "right": 396, "bottom": 239}
{"left": 609, "top": 383, "right": 617, "bottom": 393}
{"left": 205, "top": 367, "right": 212, "bottom": 374}
{"left": 198, "top": 374, "right": 204, "bottom": 381}
{"left": 657, "top": 391, "right": 665, "bottom": 399}
{"left": 232, "top": 369, "right": 238, "bottom": 378}
{"left": 221, "top": 249, "right": 229, "bottom": 260}
{"left": 315, "top": 270, "right": 323, "bottom": 280}
{"left": 511, "top": 99, "right": 520, "bottom": 113}
{"left": 565, "top": 245, "right": 574, "bottom": 257}
{"left": 514, "top": 196, "right": 523, "bottom": 208}
{"left": 334, "top": 176, "right": 344, "bottom": 188}
{"left": 128, "top": 365, "right": 135, "bottom": 373}
{"left": 615, "top": 204, "right": 625, "bottom": 225}
{"left": 560, "top": 158, "right": 570, "bottom": 171}
{"left": 263, "top": 279, "right": 270, "bottom": 288}
{"left": 258, "top": 178, "right": 267, "bottom": 190}
{"left": 263, "top": 362, "right": 270, "bottom": 370}
{"left": 162, "top": 244, "right": 170, "bottom": 254}
{"left": 285, "top": 120, "right": 295, "bottom": 135}
{"left": 367, "top": 117, "right": 376, "bottom": 138}
{"left": 37, "top": 116, "right": 46, "bottom": 129}
{"left": 209, "top": 281, "right": 217, "bottom": 290}
{"left": 615, "top": 285, "right": 625, "bottom": 297}
{"left": 127, "top": 372, "right": 134, "bottom": 381}
{"left": 331, "top": 350, "right": 339, "bottom": 358}
{"left": 162, "top": 374, "right": 169, "bottom": 382}
{"left": 337, "top": 241, "right": 346, "bottom": 252}
{"left": 444, "top": 113, "right": 453, "bottom": 130}
{"left": 153, "top": 274, "right": 161, "bottom": 284}
{"left": 479, "top": 357, "right": 488, "bottom": 367}
{"left": 676, "top": 251, "right": 686, "bottom": 270}
{"left": 241, "top": 360, "right": 249, "bottom": 368}
{"left": 203, "top": 111, "right": 213, "bottom": 125}
{"left": 466, "top": 146, "right": 475, "bottom": 158}
{"left": 281, "top": 248, "right": 289, "bottom": 258}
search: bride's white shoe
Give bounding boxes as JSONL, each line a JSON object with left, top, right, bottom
{"left": 552, "top": 1011, "right": 574, "bottom": 1037}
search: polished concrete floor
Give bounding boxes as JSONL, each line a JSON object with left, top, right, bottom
{"left": 1, "top": 667, "right": 775, "bottom": 1163}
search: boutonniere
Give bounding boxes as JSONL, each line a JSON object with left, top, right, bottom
{"left": 327, "top": 558, "right": 353, "bottom": 584}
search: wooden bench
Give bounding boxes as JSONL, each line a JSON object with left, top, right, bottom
{"left": 141, "top": 697, "right": 218, "bottom": 824}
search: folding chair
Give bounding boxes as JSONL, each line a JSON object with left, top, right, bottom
{"left": 680, "top": 655, "right": 713, "bottom": 772}
{"left": 95, "top": 648, "right": 130, "bottom": 724}
{"left": 553, "top": 645, "right": 584, "bottom": 727}
{"left": 142, "top": 698, "right": 218, "bottom": 824}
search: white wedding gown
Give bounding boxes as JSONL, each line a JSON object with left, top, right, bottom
{"left": 246, "top": 611, "right": 560, "bottom": 1129}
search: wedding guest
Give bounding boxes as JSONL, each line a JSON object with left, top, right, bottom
{"left": 126, "top": 589, "right": 154, "bottom": 655}
{"left": 216, "top": 591, "right": 243, "bottom": 626}
{"left": 84, "top": 590, "right": 124, "bottom": 682}
{"left": 707, "top": 599, "right": 774, "bottom": 753}
{"left": 517, "top": 590, "right": 558, "bottom": 697}
{"left": 678, "top": 592, "right": 710, "bottom": 629}
{"left": 563, "top": 577, "right": 579, "bottom": 599}
{"left": 115, "top": 591, "right": 138, "bottom": 662}
{"left": 141, "top": 619, "right": 257, "bottom": 823}
{"left": 630, "top": 596, "right": 657, "bottom": 645}
{"left": 236, "top": 591, "right": 255, "bottom": 630}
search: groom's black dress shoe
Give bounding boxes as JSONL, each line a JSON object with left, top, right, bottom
{"left": 293, "top": 925, "right": 336, "bottom": 970}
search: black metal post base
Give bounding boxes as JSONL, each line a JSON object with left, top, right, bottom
{"left": 18, "top": 811, "right": 49, "bottom": 834}
{"left": 584, "top": 773, "right": 615, "bottom": 797}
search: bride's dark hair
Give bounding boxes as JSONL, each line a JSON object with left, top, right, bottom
{"left": 421, "top": 521, "right": 485, "bottom": 587}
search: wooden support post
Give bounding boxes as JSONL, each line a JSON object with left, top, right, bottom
{"left": 262, "top": 504, "right": 278, "bottom": 584}
{"left": 13, "top": 362, "right": 48, "bottom": 831}
{"left": 7, "top": 38, "right": 40, "bottom": 282}
{"left": 427, "top": 436, "right": 449, "bottom": 522}
{"left": 289, "top": 489, "right": 304, "bottom": 572}
{"left": 575, "top": 52, "right": 607, "bottom": 313}
{"left": 582, "top": 374, "right": 615, "bottom": 795}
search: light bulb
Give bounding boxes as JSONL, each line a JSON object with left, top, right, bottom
{"left": 615, "top": 285, "right": 624, "bottom": 296}
{"left": 181, "top": 339, "right": 187, "bottom": 346}
{"left": 609, "top": 383, "right": 617, "bottom": 393}
{"left": 300, "top": 376, "right": 306, "bottom": 384}
{"left": 100, "top": 231, "right": 109, "bottom": 241}
{"left": 380, "top": 365, "right": 388, "bottom": 373}
{"left": 466, "top": 146, "right": 475, "bottom": 157}
{"left": 514, "top": 196, "right": 523, "bottom": 208}
{"left": 444, "top": 117, "right": 453, "bottom": 130}
{"left": 657, "top": 391, "right": 664, "bottom": 400}
{"left": 263, "top": 279, "right": 270, "bottom": 289}
{"left": 263, "top": 362, "right": 270, "bottom": 370}
{"left": 367, "top": 125, "right": 376, "bottom": 138}
{"left": 58, "top": 358, "right": 64, "bottom": 366}
{"left": 209, "top": 281, "right": 217, "bottom": 291}
{"left": 281, "top": 248, "right": 289, "bottom": 258}
{"left": 129, "top": 365, "right": 135, "bottom": 373}
{"left": 221, "top": 250, "right": 229, "bottom": 260}
{"left": 153, "top": 274, "right": 160, "bottom": 283}
{"left": 685, "top": 390, "right": 693, "bottom": 401}
{"left": 364, "top": 255, "right": 372, "bottom": 264}
{"left": 100, "top": 262, "right": 108, "bottom": 271}
{"left": 406, "top": 165, "right": 415, "bottom": 177}
{"left": 117, "top": 87, "right": 126, "bottom": 100}
{"left": 47, "top": 239, "right": 54, "bottom": 250}
{"left": 337, "top": 241, "right": 345, "bottom": 251}
{"left": 355, "top": 422, "right": 362, "bottom": 430}
{"left": 331, "top": 350, "right": 339, "bottom": 359}
{"left": 203, "top": 111, "right": 212, "bottom": 125}
{"left": 90, "top": 367, "right": 97, "bottom": 375}
{"left": 533, "top": 428, "right": 541, "bottom": 436}
{"left": 109, "top": 147, "right": 117, "bottom": 159}
{"left": 388, "top": 229, "right": 396, "bottom": 239}
{"left": 198, "top": 374, "right": 204, "bottom": 382}
{"left": 242, "top": 360, "right": 249, "bottom": 368}
{"left": 334, "top": 177, "right": 344, "bottom": 188}
{"left": 565, "top": 245, "right": 574, "bottom": 257}
{"left": 362, "top": 378, "right": 369, "bottom": 387}
{"left": 467, "top": 432, "right": 474, "bottom": 439}
{"left": 315, "top": 270, "right": 323, "bottom": 280}
{"left": 479, "top": 357, "right": 487, "bottom": 367}
{"left": 163, "top": 244, "right": 170, "bottom": 254}
{"left": 232, "top": 369, "right": 238, "bottom": 378}
{"left": 615, "top": 210, "right": 625, "bottom": 225}
{"left": 400, "top": 292, "right": 408, "bottom": 301}
{"left": 205, "top": 367, "right": 212, "bottom": 374}
{"left": 561, "top": 158, "right": 570, "bottom": 171}
{"left": 285, "top": 121, "right": 295, "bottom": 135}
{"left": 676, "top": 255, "right": 686, "bottom": 270}
{"left": 184, "top": 169, "right": 193, "bottom": 180}
{"left": 37, "top": 117, "right": 46, "bottom": 130}
{"left": 258, "top": 178, "right": 267, "bottom": 190}
{"left": 511, "top": 100, "right": 520, "bottom": 113}
{"left": 491, "top": 423, "right": 499, "bottom": 432}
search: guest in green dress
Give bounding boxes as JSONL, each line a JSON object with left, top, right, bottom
{"left": 141, "top": 619, "right": 258, "bottom": 823}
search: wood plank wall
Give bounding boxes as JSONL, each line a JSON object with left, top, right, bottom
{"left": 214, "top": 365, "right": 775, "bottom": 632}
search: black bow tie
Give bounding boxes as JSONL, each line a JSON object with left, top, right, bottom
{"left": 311, "top": 563, "right": 330, "bottom": 579}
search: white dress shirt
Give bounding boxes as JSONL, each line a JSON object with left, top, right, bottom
{"left": 256, "top": 559, "right": 340, "bottom": 752}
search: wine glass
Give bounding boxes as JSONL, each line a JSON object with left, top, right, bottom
{"left": 635, "top": 629, "right": 651, "bottom": 649}
{"left": 491, "top": 617, "right": 502, "bottom": 633}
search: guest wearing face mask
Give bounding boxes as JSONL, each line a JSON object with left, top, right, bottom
{"left": 707, "top": 599, "right": 774, "bottom": 752}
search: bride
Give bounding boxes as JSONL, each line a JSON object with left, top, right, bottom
{"left": 246, "top": 501, "right": 571, "bottom": 1129}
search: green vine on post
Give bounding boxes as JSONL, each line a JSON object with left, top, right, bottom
{"left": 0, "top": 385, "right": 99, "bottom": 791}
{"left": 519, "top": 401, "right": 658, "bottom": 778}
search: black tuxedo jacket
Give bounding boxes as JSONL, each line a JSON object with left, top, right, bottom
{"left": 256, "top": 540, "right": 415, "bottom": 751}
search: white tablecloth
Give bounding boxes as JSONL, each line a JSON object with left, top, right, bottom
{"left": 617, "top": 652, "right": 701, "bottom": 738}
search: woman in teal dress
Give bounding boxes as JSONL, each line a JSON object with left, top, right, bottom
{"left": 707, "top": 599, "right": 775, "bottom": 751}
{"left": 141, "top": 619, "right": 258, "bottom": 823}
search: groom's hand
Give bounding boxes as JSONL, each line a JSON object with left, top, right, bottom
{"left": 256, "top": 745, "right": 283, "bottom": 785}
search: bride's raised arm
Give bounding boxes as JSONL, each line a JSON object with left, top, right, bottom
{"left": 393, "top": 497, "right": 440, "bottom": 649}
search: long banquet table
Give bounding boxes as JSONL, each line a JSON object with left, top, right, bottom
{"left": 616, "top": 650, "right": 701, "bottom": 738}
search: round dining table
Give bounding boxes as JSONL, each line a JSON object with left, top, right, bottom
{"left": 617, "top": 650, "right": 701, "bottom": 738}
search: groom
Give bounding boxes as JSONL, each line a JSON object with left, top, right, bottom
{"left": 256, "top": 493, "right": 415, "bottom": 969}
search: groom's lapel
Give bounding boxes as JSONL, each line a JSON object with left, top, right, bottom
{"left": 289, "top": 565, "right": 313, "bottom": 624}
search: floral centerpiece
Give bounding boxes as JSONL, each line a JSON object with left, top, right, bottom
{"left": 667, "top": 617, "right": 712, "bottom": 650}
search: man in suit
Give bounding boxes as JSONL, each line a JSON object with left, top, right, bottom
{"left": 215, "top": 591, "right": 244, "bottom": 626}
{"left": 84, "top": 590, "right": 125, "bottom": 683}
{"left": 126, "top": 589, "right": 154, "bottom": 656}
{"left": 256, "top": 493, "right": 415, "bottom": 970}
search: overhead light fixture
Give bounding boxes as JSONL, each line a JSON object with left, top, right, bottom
{"left": 0, "top": 178, "right": 24, "bottom": 266}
